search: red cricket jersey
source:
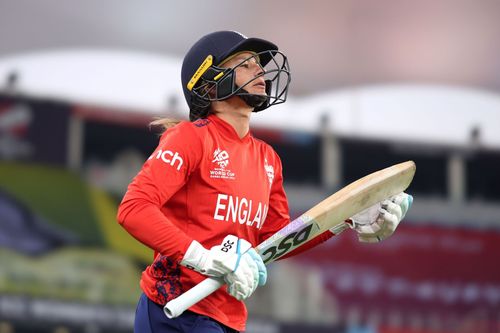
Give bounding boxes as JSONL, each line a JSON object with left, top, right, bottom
{"left": 117, "top": 114, "right": 332, "bottom": 331}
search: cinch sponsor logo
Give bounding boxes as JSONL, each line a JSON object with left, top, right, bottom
{"left": 213, "top": 194, "right": 268, "bottom": 229}
{"left": 149, "top": 149, "right": 183, "bottom": 171}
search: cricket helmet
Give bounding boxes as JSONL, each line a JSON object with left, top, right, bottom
{"left": 181, "top": 30, "right": 291, "bottom": 121}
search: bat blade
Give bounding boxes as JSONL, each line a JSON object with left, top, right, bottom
{"left": 258, "top": 160, "right": 416, "bottom": 263}
{"left": 164, "top": 160, "right": 416, "bottom": 318}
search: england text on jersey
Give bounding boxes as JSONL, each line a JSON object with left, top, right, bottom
{"left": 213, "top": 194, "right": 268, "bottom": 229}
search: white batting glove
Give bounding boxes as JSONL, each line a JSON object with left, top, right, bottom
{"left": 224, "top": 249, "right": 259, "bottom": 301}
{"left": 349, "top": 192, "right": 413, "bottom": 243}
{"left": 180, "top": 236, "right": 239, "bottom": 277}
{"left": 180, "top": 235, "right": 266, "bottom": 300}
{"left": 223, "top": 238, "right": 267, "bottom": 301}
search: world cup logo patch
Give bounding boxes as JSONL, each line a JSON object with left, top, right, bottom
{"left": 212, "top": 148, "right": 229, "bottom": 169}
{"left": 210, "top": 148, "right": 235, "bottom": 180}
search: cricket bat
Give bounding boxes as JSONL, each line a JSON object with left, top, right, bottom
{"left": 164, "top": 160, "right": 416, "bottom": 318}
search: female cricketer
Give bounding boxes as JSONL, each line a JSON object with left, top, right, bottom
{"left": 117, "top": 30, "right": 412, "bottom": 333}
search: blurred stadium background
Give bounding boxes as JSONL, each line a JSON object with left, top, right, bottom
{"left": 1, "top": 1, "right": 499, "bottom": 332}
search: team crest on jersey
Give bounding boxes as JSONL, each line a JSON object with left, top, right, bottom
{"left": 210, "top": 148, "right": 235, "bottom": 180}
{"left": 264, "top": 158, "right": 274, "bottom": 186}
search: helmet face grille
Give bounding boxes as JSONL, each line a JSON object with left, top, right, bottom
{"left": 189, "top": 50, "right": 291, "bottom": 119}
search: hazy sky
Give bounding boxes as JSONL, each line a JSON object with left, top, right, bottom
{"left": 1, "top": 0, "right": 500, "bottom": 96}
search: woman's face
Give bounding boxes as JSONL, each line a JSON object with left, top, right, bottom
{"left": 220, "top": 52, "right": 266, "bottom": 95}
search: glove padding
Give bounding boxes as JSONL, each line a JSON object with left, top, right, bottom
{"left": 223, "top": 238, "right": 267, "bottom": 301}
{"left": 349, "top": 192, "right": 413, "bottom": 243}
{"left": 180, "top": 236, "right": 240, "bottom": 277}
{"left": 180, "top": 235, "right": 267, "bottom": 301}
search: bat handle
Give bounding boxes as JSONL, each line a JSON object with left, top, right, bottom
{"left": 330, "top": 221, "right": 350, "bottom": 235}
{"left": 163, "top": 277, "right": 224, "bottom": 318}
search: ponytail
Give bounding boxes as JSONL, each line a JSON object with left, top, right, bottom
{"left": 149, "top": 118, "right": 182, "bottom": 134}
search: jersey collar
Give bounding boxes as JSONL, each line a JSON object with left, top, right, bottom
{"left": 208, "top": 114, "right": 252, "bottom": 143}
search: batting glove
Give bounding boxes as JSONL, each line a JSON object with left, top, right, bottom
{"left": 223, "top": 238, "right": 267, "bottom": 301}
{"left": 180, "top": 235, "right": 242, "bottom": 276}
{"left": 349, "top": 192, "right": 413, "bottom": 243}
{"left": 180, "top": 235, "right": 266, "bottom": 300}
{"left": 247, "top": 248, "right": 267, "bottom": 286}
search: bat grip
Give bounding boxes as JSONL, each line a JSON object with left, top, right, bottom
{"left": 163, "top": 277, "right": 224, "bottom": 318}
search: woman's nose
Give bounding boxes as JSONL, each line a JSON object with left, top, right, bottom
{"left": 254, "top": 63, "right": 264, "bottom": 76}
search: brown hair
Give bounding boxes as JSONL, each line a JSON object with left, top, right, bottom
{"left": 149, "top": 117, "right": 182, "bottom": 134}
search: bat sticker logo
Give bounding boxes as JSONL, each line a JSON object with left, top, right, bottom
{"left": 260, "top": 221, "right": 320, "bottom": 264}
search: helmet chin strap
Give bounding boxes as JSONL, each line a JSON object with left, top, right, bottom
{"left": 236, "top": 88, "right": 268, "bottom": 109}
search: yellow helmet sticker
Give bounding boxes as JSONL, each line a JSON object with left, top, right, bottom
{"left": 187, "top": 55, "right": 213, "bottom": 91}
